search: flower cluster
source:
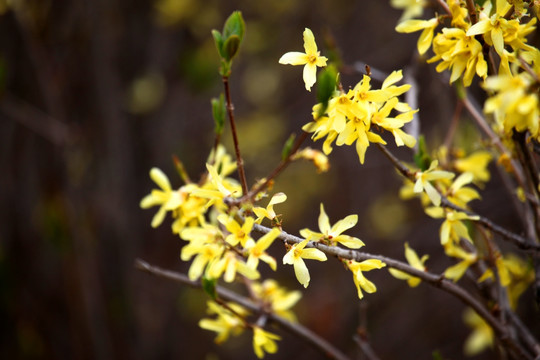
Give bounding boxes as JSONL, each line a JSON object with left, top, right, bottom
{"left": 303, "top": 70, "right": 417, "bottom": 164}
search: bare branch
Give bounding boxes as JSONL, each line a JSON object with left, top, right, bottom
{"left": 134, "top": 259, "right": 351, "bottom": 360}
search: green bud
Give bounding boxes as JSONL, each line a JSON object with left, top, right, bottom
{"left": 413, "top": 135, "right": 432, "bottom": 171}
{"left": 316, "top": 64, "right": 338, "bottom": 118}
{"left": 211, "top": 29, "right": 224, "bottom": 58}
{"left": 222, "top": 11, "right": 245, "bottom": 44}
{"left": 281, "top": 133, "right": 296, "bottom": 161}
{"left": 211, "top": 93, "right": 226, "bottom": 135}
{"left": 202, "top": 276, "right": 217, "bottom": 300}
{"left": 223, "top": 35, "right": 241, "bottom": 61}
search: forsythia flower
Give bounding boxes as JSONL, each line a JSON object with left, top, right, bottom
{"left": 443, "top": 241, "right": 478, "bottom": 282}
{"left": 300, "top": 203, "right": 365, "bottom": 248}
{"left": 428, "top": 27, "right": 488, "bottom": 86}
{"left": 483, "top": 71, "right": 540, "bottom": 141}
{"left": 413, "top": 160, "right": 455, "bottom": 206}
{"left": 463, "top": 308, "right": 493, "bottom": 356}
{"left": 303, "top": 70, "right": 416, "bottom": 164}
{"left": 199, "top": 301, "right": 247, "bottom": 344}
{"left": 292, "top": 147, "right": 330, "bottom": 173}
{"left": 388, "top": 242, "right": 429, "bottom": 287}
{"left": 279, "top": 28, "right": 328, "bottom": 91}
{"left": 453, "top": 150, "right": 492, "bottom": 184}
{"left": 140, "top": 167, "right": 183, "bottom": 228}
{"left": 283, "top": 240, "right": 327, "bottom": 288}
{"left": 391, "top": 0, "right": 428, "bottom": 21}
{"left": 425, "top": 207, "right": 479, "bottom": 245}
{"left": 217, "top": 214, "right": 255, "bottom": 246}
{"left": 395, "top": 17, "right": 438, "bottom": 55}
{"left": 345, "top": 259, "right": 386, "bottom": 299}
{"left": 251, "top": 280, "right": 302, "bottom": 322}
{"left": 245, "top": 228, "right": 281, "bottom": 271}
{"left": 253, "top": 192, "right": 287, "bottom": 224}
{"left": 252, "top": 327, "right": 281, "bottom": 358}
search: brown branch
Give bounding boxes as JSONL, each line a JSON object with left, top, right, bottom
{"left": 223, "top": 76, "right": 249, "bottom": 196}
{"left": 242, "top": 131, "right": 309, "bottom": 202}
{"left": 134, "top": 258, "right": 351, "bottom": 360}
{"left": 251, "top": 224, "right": 538, "bottom": 360}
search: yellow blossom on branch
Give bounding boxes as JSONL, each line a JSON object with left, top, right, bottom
{"left": 388, "top": 242, "right": 429, "bottom": 287}
{"left": 251, "top": 280, "right": 302, "bottom": 322}
{"left": 253, "top": 192, "right": 287, "bottom": 224}
{"left": 252, "top": 327, "right": 281, "bottom": 358}
{"left": 140, "top": 167, "right": 183, "bottom": 228}
{"left": 245, "top": 228, "right": 281, "bottom": 271}
{"left": 413, "top": 160, "right": 455, "bottom": 206}
{"left": 463, "top": 307, "right": 493, "bottom": 356}
{"left": 199, "top": 300, "right": 247, "bottom": 344}
{"left": 300, "top": 203, "right": 365, "bottom": 248}
{"left": 395, "top": 17, "right": 438, "bottom": 55}
{"left": 279, "top": 28, "right": 328, "bottom": 91}
{"left": 283, "top": 240, "right": 327, "bottom": 288}
{"left": 345, "top": 259, "right": 386, "bottom": 299}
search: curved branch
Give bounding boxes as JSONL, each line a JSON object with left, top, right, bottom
{"left": 252, "top": 224, "right": 538, "bottom": 360}
{"left": 134, "top": 258, "right": 351, "bottom": 360}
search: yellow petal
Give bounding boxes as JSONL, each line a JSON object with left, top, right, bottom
{"left": 279, "top": 51, "right": 308, "bottom": 65}
{"left": 303, "top": 28, "right": 317, "bottom": 54}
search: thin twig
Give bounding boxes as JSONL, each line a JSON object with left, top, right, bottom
{"left": 242, "top": 131, "right": 309, "bottom": 202}
{"left": 134, "top": 258, "right": 351, "bottom": 360}
{"left": 435, "top": 0, "right": 451, "bottom": 15}
{"left": 251, "top": 224, "right": 538, "bottom": 360}
{"left": 465, "top": 0, "right": 478, "bottom": 25}
{"left": 223, "top": 76, "right": 249, "bottom": 196}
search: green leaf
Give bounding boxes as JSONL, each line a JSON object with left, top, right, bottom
{"left": 316, "top": 64, "right": 338, "bottom": 118}
{"left": 223, "top": 35, "right": 240, "bottom": 61}
{"left": 222, "top": 11, "right": 245, "bottom": 43}
{"left": 281, "top": 133, "right": 296, "bottom": 161}
{"left": 211, "top": 93, "right": 226, "bottom": 135}
{"left": 211, "top": 29, "right": 224, "bottom": 58}
{"left": 413, "top": 135, "right": 432, "bottom": 171}
{"left": 202, "top": 276, "right": 217, "bottom": 300}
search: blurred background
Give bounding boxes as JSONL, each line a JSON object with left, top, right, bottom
{"left": 1, "top": 0, "right": 538, "bottom": 359}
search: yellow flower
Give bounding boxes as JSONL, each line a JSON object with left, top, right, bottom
{"left": 140, "top": 167, "right": 183, "bottom": 228}
{"left": 252, "top": 279, "right": 302, "bottom": 322}
{"left": 346, "top": 259, "right": 386, "bottom": 299}
{"left": 483, "top": 72, "right": 540, "bottom": 140}
{"left": 391, "top": 0, "right": 428, "bottom": 21}
{"left": 283, "top": 240, "right": 327, "bottom": 288}
{"left": 292, "top": 147, "right": 330, "bottom": 173}
{"left": 413, "top": 160, "right": 455, "bottom": 206}
{"left": 199, "top": 301, "right": 247, "bottom": 344}
{"left": 388, "top": 242, "right": 429, "bottom": 287}
{"left": 279, "top": 28, "right": 328, "bottom": 91}
{"left": 300, "top": 203, "right": 365, "bottom": 248}
{"left": 463, "top": 308, "right": 493, "bottom": 356}
{"left": 425, "top": 207, "right": 479, "bottom": 245}
{"left": 208, "top": 251, "right": 260, "bottom": 283}
{"left": 181, "top": 242, "right": 224, "bottom": 281}
{"left": 445, "top": 172, "right": 481, "bottom": 208}
{"left": 453, "top": 150, "right": 492, "bottom": 184}
{"left": 252, "top": 327, "right": 281, "bottom": 358}
{"left": 395, "top": 18, "right": 438, "bottom": 55}
{"left": 428, "top": 27, "right": 488, "bottom": 86}
{"left": 253, "top": 192, "right": 287, "bottom": 224}
{"left": 443, "top": 241, "right": 477, "bottom": 281}
{"left": 217, "top": 214, "right": 255, "bottom": 247}
{"left": 245, "top": 228, "right": 280, "bottom": 271}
